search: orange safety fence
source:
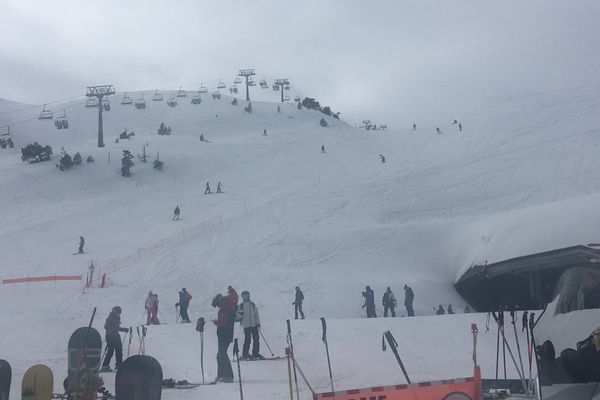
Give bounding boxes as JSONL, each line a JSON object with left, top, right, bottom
{"left": 313, "top": 368, "right": 481, "bottom": 400}
{"left": 1, "top": 275, "right": 82, "bottom": 285}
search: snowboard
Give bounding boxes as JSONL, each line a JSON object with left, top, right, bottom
{"left": 21, "top": 364, "right": 53, "bottom": 400}
{"left": 115, "top": 355, "right": 162, "bottom": 400}
{"left": 66, "top": 327, "right": 103, "bottom": 400}
{"left": 0, "top": 359, "right": 11, "bottom": 400}
{"left": 242, "top": 356, "right": 284, "bottom": 361}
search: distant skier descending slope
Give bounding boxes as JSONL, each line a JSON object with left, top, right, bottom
{"left": 362, "top": 286, "right": 377, "bottom": 318}
{"left": 172, "top": 205, "right": 181, "bottom": 221}
{"left": 263, "top": 129, "right": 267, "bottom": 137}
{"left": 436, "top": 127, "right": 442, "bottom": 135}
{"left": 78, "top": 236, "right": 85, "bottom": 254}
{"left": 412, "top": 123, "right": 417, "bottom": 131}
{"left": 293, "top": 286, "right": 305, "bottom": 320}
{"left": 205, "top": 182, "right": 211, "bottom": 194}
{"left": 379, "top": 154, "right": 386, "bottom": 164}
{"left": 321, "top": 145, "right": 326, "bottom": 154}
{"left": 217, "top": 182, "right": 222, "bottom": 194}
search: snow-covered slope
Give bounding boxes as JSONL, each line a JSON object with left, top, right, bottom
{"left": 1, "top": 85, "right": 600, "bottom": 398}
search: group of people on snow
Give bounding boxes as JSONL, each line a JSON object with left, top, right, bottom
{"left": 204, "top": 182, "right": 223, "bottom": 195}
{"left": 411, "top": 120, "right": 463, "bottom": 134}
{"left": 362, "top": 284, "right": 414, "bottom": 318}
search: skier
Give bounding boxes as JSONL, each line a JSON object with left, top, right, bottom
{"left": 362, "top": 286, "right": 377, "bottom": 318}
{"left": 200, "top": 134, "right": 205, "bottom": 142}
{"left": 217, "top": 182, "right": 222, "bottom": 194}
{"left": 447, "top": 304, "right": 455, "bottom": 314}
{"left": 101, "top": 306, "right": 130, "bottom": 372}
{"left": 212, "top": 290, "right": 236, "bottom": 383}
{"left": 205, "top": 182, "right": 211, "bottom": 194}
{"left": 228, "top": 285, "right": 239, "bottom": 307}
{"left": 237, "top": 291, "right": 263, "bottom": 360}
{"left": 379, "top": 154, "right": 386, "bottom": 164}
{"left": 382, "top": 287, "right": 397, "bottom": 317}
{"left": 458, "top": 122, "right": 462, "bottom": 132}
{"left": 293, "top": 286, "right": 305, "bottom": 320}
{"left": 452, "top": 119, "right": 458, "bottom": 125}
{"left": 435, "top": 305, "right": 445, "bottom": 315}
{"left": 78, "top": 236, "right": 85, "bottom": 254}
{"left": 404, "top": 284, "right": 415, "bottom": 317}
{"left": 173, "top": 205, "right": 181, "bottom": 221}
{"left": 436, "top": 127, "right": 441, "bottom": 135}
{"left": 145, "top": 291, "right": 159, "bottom": 325}
{"left": 412, "top": 123, "right": 417, "bottom": 131}
{"left": 321, "top": 145, "right": 326, "bottom": 154}
{"left": 263, "top": 129, "right": 267, "bottom": 137}
{"left": 176, "top": 288, "right": 192, "bottom": 323}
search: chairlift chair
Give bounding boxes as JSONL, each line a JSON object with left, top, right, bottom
{"left": 248, "top": 79, "right": 256, "bottom": 87}
{"left": 176, "top": 86, "right": 187, "bottom": 97}
{"left": 259, "top": 78, "right": 268, "bottom": 89}
{"left": 0, "top": 126, "right": 13, "bottom": 149}
{"left": 230, "top": 86, "right": 238, "bottom": 94}
{"left": 284, "top": 85, "right": 291, "bottom": 91}
{"left": 102, "top": 99, "right": 111, "bottom": 111}
{"left": 135, "top": 95, "right": 146, "bottom": 109}
{"left": 283, "top": 96, "right": 290, "bottom": 102}
{"left": 217, "top": 80, "right": 226, "bottom": 89}
{"left": 85, "top": 98, "right": 98, "bottom": 108}
{"left": 38, "top": 104, "right": 53, "bottom": 120}
{"left": 211, "top": 91, "right": 221, "bottom": 100}
{"left": 152, "top": 90, "right": 163, "bottom": 101}
{"left": 272, "top": 84, "right": 278, "bottom": 91}
{"left": 234, "top": 77, "right": 242, "bottom": 85}
{"left": 167, "top": 97, "right": 178, "bottom": 107}
{"left": 121, "top": 92, "right": 133, "bottom": 105}
{"left": 199, "top": 84, "right": 208, "bottom": 94}
{"left": 294, "top": 95, "right": 301, "bottom": 102}
{"left": 191, "top": 93, "right": 202, "bottom": 105}
{"left": 54, "top": 110, "right": 69, "bottom": 129}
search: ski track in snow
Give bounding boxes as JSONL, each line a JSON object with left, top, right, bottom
{"left": 1, "top": 85, "right": 600, "bottom": 399}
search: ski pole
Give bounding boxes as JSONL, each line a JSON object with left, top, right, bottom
{"left": 137, "top": 326, "right": 141, "bottom": 355}
{"left": 158, "top": 308, "right": 166, "bottom": 323}
{"left": 196, "top": 318, "right": 206, "bottom": 384}
{"left": 141, "top": 326, "right": 147, "bottom": 355}
{"left": 175, "top": 305, "right": 180, "bottom": 324}
{"left": 258, "top": 328, "right": 275, "bottom": 357}
{"left": 127, "top": 327, "right": 133, "bottom": 357}
{"left": 492, "top": 312, "right": 528, "bottom": 394}
{"left": 510, "top": 311, "right": 526, "bottom": 381}
{"left": 382, "top": 331, "right": 411, "bottom": 383}
{"left": 286, "top": 347, "right": 294, "bottom": 400}
{"left": 320, "top": 317, "right": 335, "bottom": 393}
{"left": 233, "top": 339, "right": 244, "bottom": 400}
{"left": 286, "top": 319, "right": 300, "bottom": 400}
{"left": 292, "top": 352, "right": 316, "bottom": 395}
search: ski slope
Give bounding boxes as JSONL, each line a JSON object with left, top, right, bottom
{"left": 1, "top": 84, "right": 600, "bottom": 399}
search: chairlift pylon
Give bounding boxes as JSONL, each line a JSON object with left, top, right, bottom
{"left": 38, "top": 104, "right": 53, "bottom": 120}
{"left": 121, "top": 92, "right": 133, "bottom": 105}
{"left": 152, "top": 90, "right": 163, "bottom": 101}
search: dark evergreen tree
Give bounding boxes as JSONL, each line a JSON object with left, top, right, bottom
{"left": 73, "top": 152, "right": 82, "bottom": 165}
{"left": 121, "top": 150, "right": 134, "bottom": 177}
{"left": 231, "top": 98, "right": 238, "bottom": 105}
{"left": 320, "top": 118, "right": 328, "bottom": 127}
{"left": 86, "top": 155, "right": 95, "bottom": 163}
{"left": 56, "top": 148, "right": 73, "bottom": 171}
{"left": 302, "top": 97, "right": 321, "bottom": 111}
{"left": 321, "top": 106, "right": 332, "bottom": 116}
{"left": 21, "top": 142, "right": 52, "bottom": 163}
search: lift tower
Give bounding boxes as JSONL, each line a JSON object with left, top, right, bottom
{"left": 237, "top": 69, "right": 256, "bottom": 102}
{"left": 86, "top": 85, "right": 115, "bottom": 148}
{"left": 273, "top": 79, "right": 290, "bottom": 103}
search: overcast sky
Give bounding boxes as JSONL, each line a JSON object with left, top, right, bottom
{"left": 1, "top": 0, "right": 600, "bottom": 127}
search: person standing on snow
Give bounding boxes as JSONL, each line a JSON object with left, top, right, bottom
{"left": 263, "top": 129, "right": 267, "bottom": 137}
{"left": 436, "top": 127, "right": 442, "bottom": 135}
{"left": 321, "top": 145, "right": 326, "bottom": 154}
{"left": 412, "top": 123, "right": 417, "bottom": 131}
{"left": 404, "top": 284, "right": 415, "bottom": 317}
{"left": 447, "top": 304, "right": 455, "bottom": 314}
{"left": 145, "top": 291, "right": 159, "bottom": 325}
{"left": 458, "top": 123, "right": 462, "bottom": 131}
{"left": 382, "top": 287, "right": 397, "bottom": 317}
{"left": 205, "top": 182, "right": 211, "bottom": 194}
{"left": 176, "top": 288, "right": 192, "bottom": 323}
{"left": 78, "top": 236, "right": 85, "bottom": 254}
{"left": 237, "top": 291, "right": 263, "bottom": 360}
{"left": 217, "top": 182, "right": 222, "bottom": 194}
{"left": 173, "top": 205, "right": 181, "bottom": 221}
{"left": 362, "top": 286, "right": 377, "bottom": 318}
{"left": 435, "top": 304, "right": 446, "bottom": 315}
{"left": 101, "top": 306, "right": 130, "bottom": 372}
{"left": 379, "top": 154, "right": 386, "bottom": 164}
{"left": 212, "top": 290, "right": 237, "bottom": 383}
{"left": 293, "top": 286, "right": 305, "bottom": 320}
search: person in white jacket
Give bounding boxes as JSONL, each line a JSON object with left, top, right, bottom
{"left": 237, "top": 290, "right": 263, "bottom": 360}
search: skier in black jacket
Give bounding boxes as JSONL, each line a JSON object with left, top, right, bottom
{"left": 404, "top": 284, "right": 415, "bottom": 317}
{"left": 101, "top": 306, "right": 129, "bottom": 371}
{"left": 293, "top": 286, "right": 305, "bottom": 319}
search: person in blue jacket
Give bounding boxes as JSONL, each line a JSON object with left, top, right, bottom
{"left": 362, "top": 286, "right": 377, "bottom": 318}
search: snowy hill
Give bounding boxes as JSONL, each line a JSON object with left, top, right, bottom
{"left": 1, "top": 85, "right": 600, "bottom": 398}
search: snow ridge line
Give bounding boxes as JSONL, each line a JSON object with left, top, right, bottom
{"left": 95, "top": 215, "right": 223, "bottom": 280}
